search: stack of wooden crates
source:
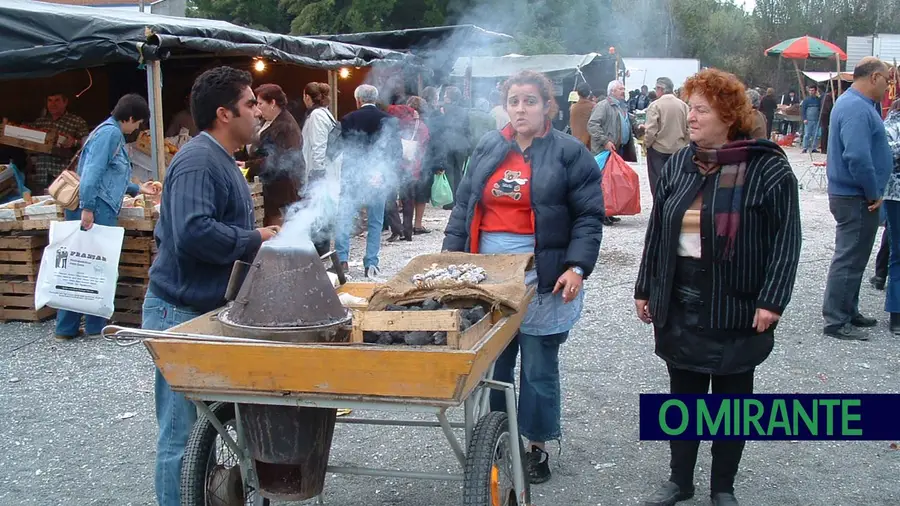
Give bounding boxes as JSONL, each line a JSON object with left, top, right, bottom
{"left": 0, "top": 233, "right": 54, "bottom": 322}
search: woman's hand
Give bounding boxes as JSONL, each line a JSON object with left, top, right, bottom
{"left": 753, "top": 308, "right": 780, "bottom": 333}
{"left": 635, "top": 299, "right": 652, "bottom": 324}
{"left": 553, "top": 269, "right": 583, "bottom": 303}
{"left": 140, "top": 181, "right": 161, "bottom": 196}
{"left": 80, "top": 209, "right": 94, "bottom": 231}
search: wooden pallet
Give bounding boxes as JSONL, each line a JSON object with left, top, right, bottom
{"left": 111, "top": 310, "right": 142, "bottom": 326}
{"left": 0, "top": 234, "right": 47, "bottom": 280}
{"left": 119, "top": 236, "right": 152, "bottom": 280}
{"left": 0, "top": 277, "right": 55, "bottom": 322}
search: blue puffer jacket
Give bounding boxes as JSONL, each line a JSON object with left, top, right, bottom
{"left": 442, "top": 125, "right": 605, "bottom": 293}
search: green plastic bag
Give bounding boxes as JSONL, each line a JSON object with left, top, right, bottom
{"left": 431, "top": 172, "right": 453, "bottom": 208}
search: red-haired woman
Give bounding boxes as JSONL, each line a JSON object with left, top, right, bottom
{"left": 246, "top": 83, "right": 304, "bottom": 227}
{"left": 634, "top": 69, "right": 802, "bottom": 506}
{"left": 443, "top": 70, "right": 604, "bottom": 483}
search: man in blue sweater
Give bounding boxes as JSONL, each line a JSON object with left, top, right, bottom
{"left": 145, "top": 66, "right": 280, "bottom": 506}
{"left": 823, "top": 57, "right": 892, "bottom": 341}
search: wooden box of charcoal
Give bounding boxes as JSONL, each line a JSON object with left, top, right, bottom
{"left": 338, "top": 259, "right": 530, "bottom": 350}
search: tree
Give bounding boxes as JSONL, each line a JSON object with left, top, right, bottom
{"left": 187, "top": 0, "right": 293, "bottom": 33}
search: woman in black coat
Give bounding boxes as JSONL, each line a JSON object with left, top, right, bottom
{"left": 443, "top": 70, "right": 604, "bottom": 484}
{"left": 635, "top": 69, "right": 801, "bottom": 506}
{"left": 246, "top": 83, "right": 304, "bottom": 226}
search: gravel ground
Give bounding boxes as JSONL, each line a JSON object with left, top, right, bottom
{"left": 2, "top": 146, "right": 900, "bottom": 506}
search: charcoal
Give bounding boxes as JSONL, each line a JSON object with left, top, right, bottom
{"left": 404, "top": 305, "right": 422, "bottom": 311}
{"left": 385, "top": 304, "right": 407, "bottom": 311}
{"left": 376, "top": 333, "right": 393, "bottom": 345}
{"left": 460, "top": 318, "right": 473, "bottom": 331}
{"left": 466, "top": 306, "right": 487, "bottom": 324}
{"left": 363, "top": 331, "right": 379, "bottom": 344}
{"left": 440, "top": 304, "right": 451, "bottom": 310}
{"left": 404, "top": 331, "right": 433, "bottom": 346}
{"left": 391, "top": 332, "right": 407, "bottom": 344}
{"left": 421, "top": 298, "right": 441, "bottom": 311}
{"left": 432, "top": 331, "right": 448, "bottom": 345}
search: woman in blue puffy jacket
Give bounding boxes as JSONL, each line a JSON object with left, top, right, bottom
{"left": 443, "top": 70, "right": 605, "bottom": 484}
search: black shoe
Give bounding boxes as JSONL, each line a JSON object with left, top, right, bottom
{"left": 610, "top": 216, "right": 621, "bottom": 222}
{"left": 413, "top": 227, "right": 431, "bottom": 235}
{"left": 711, "top": 492, "right": 739, "bottom": 506}
{"left": 824, "top": 323, "right": 869, "bottom": 341}
{"left": 403, "top": 233, "right": 413, "bottom": 242}
{"left": 851, "top": 314, "right": 877, "bottom": 327}
{"left": 890, "top": 313, "right": 900, "bottom": 335}
{"left": 442, "top": 204, "right": 454, "bottom": 211}
{"left": 387, "top": 233, "right": 402, "bottom": 243}
{"left": 525, "top": 445, "right": 551, "bottom": 484}
{"left": 642, "top": 481, "right": 694, "bottom": 506}
{"left": 870, "top": 276, "right": 886, "bottom": 290}
{"left": 603, "top": 217, "right": 616, "bottom": 226}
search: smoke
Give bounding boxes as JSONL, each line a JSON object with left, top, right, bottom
{"left": 267, "top": 114, "right": 404, "bottom": 252}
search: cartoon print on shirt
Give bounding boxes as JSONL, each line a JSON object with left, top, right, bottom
{"left": 492, "top": 170, "right": 529, "bottom": 201}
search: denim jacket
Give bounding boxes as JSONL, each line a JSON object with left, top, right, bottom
{"left": 78, "top": 117, "right": 139, "bottom": 213}
{"left": 882, "top": 110, "right": 900, "bottom": 202}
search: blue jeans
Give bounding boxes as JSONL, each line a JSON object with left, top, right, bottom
{"left": 144, "top": 289, "right": 204, "bottom": 506}
{"left": 803, "top": 117, "right": 820, "bottom": 151}
{"left": 885, "top": 201, "right": 900, "bottom": 313}
{"left": 489, "top": 331, "right": 568, "bottom": 442}
{"left": 334, "top": 187, "right": 386, "bottom": 269}
{"left": 55, "top": 201, "right": 119, "bottom": 337}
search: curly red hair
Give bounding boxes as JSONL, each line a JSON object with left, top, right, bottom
{"left": 682, "top": 68, "right": 755, "bottom": 140}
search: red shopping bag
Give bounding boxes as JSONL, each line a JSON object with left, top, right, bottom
{"left": 600, "top": 151, "right": 642, "bottom": 216}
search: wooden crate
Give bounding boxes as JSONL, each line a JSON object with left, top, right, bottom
{"left": 23, "top": 200, "right": 64, "bottom": 222}
{"left": 250, "top": 178, "right": 264, "bottom": 228}
{"left": 0, "top": 234, "right": 47, "bottom": 280}
{"left": 0, "top": 277, "right": 55, "bottom": 322}
{"left": 349, "top": 306, "right": 493, "bottom": 350}
{"left": 119, "top": 236, "right": 153, "bottom": 281}
{"left": 111, "top": 310, "right": 142, "bottom": 326}
{"left": 0, "top": 119, "right": 57, "bottom": 154}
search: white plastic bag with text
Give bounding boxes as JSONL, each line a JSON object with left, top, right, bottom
{"left": 35, "top": 221, "right": 125, "bottom": 319}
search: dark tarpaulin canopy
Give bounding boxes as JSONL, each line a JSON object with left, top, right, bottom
{"left": 0, "top": 0, "right": 409, "bottom": 81}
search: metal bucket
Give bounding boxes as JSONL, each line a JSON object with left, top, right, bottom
{"left": 239, "top": 404, "right": 338, "bottom": 501}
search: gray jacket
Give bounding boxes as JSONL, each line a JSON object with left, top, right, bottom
{"left": 587, "top": 98, "right": 640, "bottom": 155}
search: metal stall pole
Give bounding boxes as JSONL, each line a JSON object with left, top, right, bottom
{"left": 146, "top": 59, "right": 166, "bottom": 181}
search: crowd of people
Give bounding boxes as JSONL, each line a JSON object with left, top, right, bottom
{"left": 41, "top": 53, "right": 900, "bottom": 506}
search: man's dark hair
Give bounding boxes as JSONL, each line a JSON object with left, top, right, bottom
{"left": 112, "top": 93, "right": 150, "bottom": 123}
{"left": 576, "top": 83, "right": 592, "bottom": 99}
{"left": 853, "top": 59, "right": 887, "bottom": 80}
{"left": 190, "top": 66, "right": 253, "bottom": 132}
{"left": 46, "top": 90, "right": 68, "bottom": 99}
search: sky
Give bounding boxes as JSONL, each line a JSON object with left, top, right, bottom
{"left": 735, "top": 0, "right": 756, "bottom": 12}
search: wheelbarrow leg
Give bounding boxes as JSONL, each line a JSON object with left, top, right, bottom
{"left": 320, "top": 250, "right": 346, "bottom": 285}
{"left": 234, "top": 403, "right": 264, "bottom": 506}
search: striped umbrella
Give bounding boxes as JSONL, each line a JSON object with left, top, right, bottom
{"left": 765, "top": 35, "right": 847, "bottom": 60}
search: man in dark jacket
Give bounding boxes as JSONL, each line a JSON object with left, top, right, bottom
{"left": 147, "top": 66, "right": 280, "bottom": 506}
{"left": 334, "top": 84, "right": 402, "bottom": 279}
{"left": 432, "top": 86, "right": 471, "bottom": 209}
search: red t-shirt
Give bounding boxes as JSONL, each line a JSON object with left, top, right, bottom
{"left": 479, "top": 148, "right": 534, "bottom": 234}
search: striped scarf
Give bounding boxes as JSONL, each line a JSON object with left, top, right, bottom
{"left": 691, "top": 139, "right": 786, "bottom": 261}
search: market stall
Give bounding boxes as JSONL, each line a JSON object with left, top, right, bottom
{"left": 0, "top": 0, "right": 408, "bottom": 323}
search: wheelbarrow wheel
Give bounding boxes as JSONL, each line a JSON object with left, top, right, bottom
{"left": 181, "top": 402, "right": 270, "bottom": 506}
{"left": 463, "top": 411, "right": 530, "bottom": 506}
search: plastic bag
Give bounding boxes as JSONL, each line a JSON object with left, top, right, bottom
{"left": 35, "top": 221, "right": 125, "bottom": 319}
{"left": 600, "top": 151, "right": 642, "bottom": 216}
{"left": 594, "top": 151, "right": 611, "bottom": 176}
{"left": 431, "top": 172, "right": 454, "bottom": 208}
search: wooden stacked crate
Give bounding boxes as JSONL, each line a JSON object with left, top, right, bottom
{"left": 112, "top": 235, "right": 154, "bottom": 326}
{"left": 0, "top": 234, "right": 54, "bottom": 322}
{"left": 250, "top": 178, "right": 264, "bottom": 227}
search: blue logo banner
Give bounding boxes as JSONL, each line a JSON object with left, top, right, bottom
{"left": 639, "top": 394, "right": 900, "bottom": 440}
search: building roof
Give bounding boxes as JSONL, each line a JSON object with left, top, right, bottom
{"left": 36, "top": 0, "right": 147, "bottom": 5}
